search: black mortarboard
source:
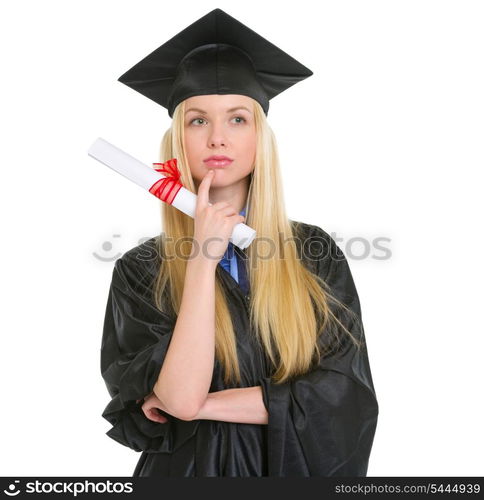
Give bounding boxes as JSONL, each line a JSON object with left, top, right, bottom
{"left": 117, "top": 8, "right": 313, "bottom": 117}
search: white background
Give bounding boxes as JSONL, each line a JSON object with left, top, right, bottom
{"left": 1, "top": 0, "right": 483, "bottom": 477}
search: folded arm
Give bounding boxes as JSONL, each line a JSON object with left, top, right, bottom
{"left": 193, "top": 386, "right": 268, "bottom": 424}
{"left": 142, "top": 386, "right": 268, "bottom": 425}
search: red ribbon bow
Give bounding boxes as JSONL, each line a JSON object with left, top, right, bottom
{"left": 149, "top": 158, "right": 183, "bottom": 205}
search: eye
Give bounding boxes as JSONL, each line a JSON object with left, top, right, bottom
{"left": 231, "top": 116, "right": 246, "bottom": 124}
{"left": 190, "top": 117, "right": 207, "bottom": 126}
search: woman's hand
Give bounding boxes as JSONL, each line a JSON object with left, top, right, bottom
{"left": 138, "top": 392, "right": 169, "bottom": 424}
{"left": 192, "top": 169, "right": 245, "bottom": 264}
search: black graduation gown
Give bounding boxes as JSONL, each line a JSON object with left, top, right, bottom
{"left": 100, "top": 221, "right": 379, "bottom": 476}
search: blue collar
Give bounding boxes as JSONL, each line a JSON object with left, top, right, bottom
{"left": 218, "top": 206, "right": 247, "bottom": 284}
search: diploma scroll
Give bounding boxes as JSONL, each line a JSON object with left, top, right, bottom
{"left": 87, "top": 137, "right": 256, "bottom": 249}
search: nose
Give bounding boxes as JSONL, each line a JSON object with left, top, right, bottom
{"left": 207, "top": 121, "right": 227, "bottom": 148}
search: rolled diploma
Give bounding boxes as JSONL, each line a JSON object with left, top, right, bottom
{"left": 87, "top": 137, "right": 256, "bottom": 250}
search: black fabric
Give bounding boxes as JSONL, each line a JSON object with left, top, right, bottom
{"left": 117, "top": 8, "right": 313, "bottom": 117}
{"left": 100, "top": 220, "right": 378, "bottom": 476}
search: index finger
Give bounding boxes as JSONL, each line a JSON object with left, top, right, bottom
{"left": 196, "top": 169, "right": 215, "bottom": 209}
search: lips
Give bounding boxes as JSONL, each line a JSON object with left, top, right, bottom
{"left": 204, "top": 156, "right": 233, "bottom": 168}
{"left": 204, "top": 155, "right": 233, "bottom": 161}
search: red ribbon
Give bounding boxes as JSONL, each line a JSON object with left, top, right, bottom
{"left": 149, "top": 158, "right": 183, "bottom": 205}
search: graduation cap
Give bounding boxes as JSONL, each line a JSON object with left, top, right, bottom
{"left": 117, "top": 8, "right": 313, "bottom": 117}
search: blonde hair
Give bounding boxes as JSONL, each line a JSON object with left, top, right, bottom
{"left": 152, "top": 98, "right": 361, "bottom": 385}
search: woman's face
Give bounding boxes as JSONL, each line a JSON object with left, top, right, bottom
{"left": 183, "top": 94, "right": 256, "bottom": 188}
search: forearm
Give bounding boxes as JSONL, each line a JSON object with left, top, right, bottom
{"left": 194, "top": 386, "right": 269, "bottom": 425}
{"left": 154, "top": 255, "right": 217, "bottom": 420}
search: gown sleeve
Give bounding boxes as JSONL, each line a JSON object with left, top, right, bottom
{"left": 258, "top": 225, "right": 379, "bottom": 476}
{"left": 100, "top": 250, "right": 200, "bottom": 453}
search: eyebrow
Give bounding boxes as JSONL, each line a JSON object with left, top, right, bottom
{"left": 185, "top": 106, "right": 252, "bottom": 115}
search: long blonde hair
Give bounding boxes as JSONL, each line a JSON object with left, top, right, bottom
{"left": 152, "top": 98, "right": 361, "bottom": 386}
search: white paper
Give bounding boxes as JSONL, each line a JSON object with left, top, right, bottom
{"left": 88, "top": 137, "right": 256, "bottom": 249}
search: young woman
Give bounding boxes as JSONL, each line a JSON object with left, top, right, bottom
{"left": 100, "top": 8, "right": 379, "bottom": 477}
